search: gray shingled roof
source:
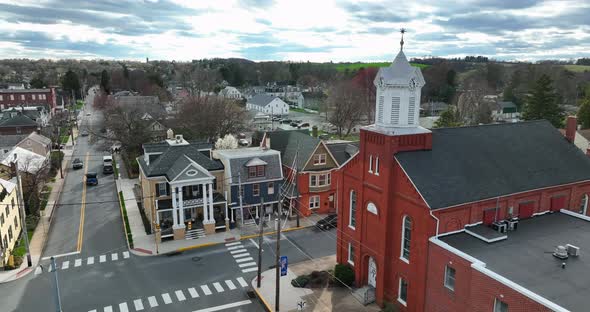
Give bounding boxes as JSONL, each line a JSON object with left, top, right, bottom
{"left": 0, "top": 114, "right": 37, "bottom": 127}
{"left": 326, "top": 142, "right": 359, "bottom": 166}
{"left": 267, "top": 130, "right": 319, "bottom": 169}
{"left": 248, "top": 94, "right": 277, "bottom": 107}
{"left": 0, "top": 134, "right": 27, "bottom": 148}
{"left": 230, "top": 154, "right": 282, "bottom": 184}
{"left": 137, "top": 141, "right": 223, "bottom": 181}
{"left": 396, "top": 121, "right": 590, "bottom": 210}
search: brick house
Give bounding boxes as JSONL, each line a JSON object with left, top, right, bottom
{"left": 0, "top": 88, "right": 57, "bottom": 111}
{"left": 336, "top": 40, "right": 590, "bottom": 311}
{"left": 0, "top": 177, "right": 21, "bottom": 268}
{"left": 262, "top": 130, "right": 357, "bottom": 217}
{"left": 0, "top": 113, "right": 39, "bottom": 135}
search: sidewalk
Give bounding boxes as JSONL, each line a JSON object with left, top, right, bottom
{"left": 116, "top": 176, "right": 324, "bottom": 256}
{"left": 252, "top": 255, "right": 380, "bottom": 312}
{"left": 0, "top": 129, "right": 77, "bottom": 283}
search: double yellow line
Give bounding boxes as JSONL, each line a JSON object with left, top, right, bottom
{"left": 77, "top": 152, "right": 90, "bottom": 252}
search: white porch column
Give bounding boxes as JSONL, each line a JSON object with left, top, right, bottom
{"left": 178, "top": 186, "right": 184, "bottom": 224}
{"left": 208, "top": 183, "right": 215, "bottom": 222}
{"left": 202, "top": 183, "right": 209, "bottom": 222}
{"left": 172, "top": 186, "right": 178, "bottom": 226}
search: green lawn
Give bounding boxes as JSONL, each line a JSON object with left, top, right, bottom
{"left": 13, "top": 229, "right": 34, "bottom": 257}
{"left": 564, "top": 65, "right": 590, "bottom": 72}
{"left": 75, "top": 100, "right": 84, "bottom": 110}
{"left": 334, "top": 62, "right": 429, "bottom": 72}
{"left": 290, "top": 107, "right": 312, "bottom": 114}
{"left": 40, "top": 185, "right": 52, "bottom": 211}
{"left": 60, "top": 135, "right": 69, "bottom": 144}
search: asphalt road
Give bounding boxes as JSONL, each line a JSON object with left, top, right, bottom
{"left": 0, "top": 89, "right": 339, "bottom": 312}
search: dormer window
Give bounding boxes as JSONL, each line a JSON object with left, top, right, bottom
{"left": 249, "top": 165, "right": 265, "bottom": 178}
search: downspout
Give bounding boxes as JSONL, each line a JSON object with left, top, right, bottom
{"left": 429, "top": 209, "right": 440, "bottom": 237}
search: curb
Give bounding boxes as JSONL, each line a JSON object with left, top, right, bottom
{"left": 172, "top": 224, "right": 314, "bottom": 254}
{"left": 252, "top": 286, "right": 272, "bottom": 312}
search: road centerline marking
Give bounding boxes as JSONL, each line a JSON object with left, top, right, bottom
{"left": 77, "top": 152, "right": 90, "bottom": 252}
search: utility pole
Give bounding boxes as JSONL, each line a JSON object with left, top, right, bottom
{"left": 12, "top": 157, "right": 31, "bottom": 267}
{"left": 294, "top": 165, "right": 299, "bottom": 228}
{"left": 275, "top": 199, "right": 282, "bottom": 311}
{"left": 238, "top": 172, "right": 244, "bottom": 225}
{"left": 257, "top": 197, "right": 264, "bottom": 288}
{"left": 51, "top": 257, "right": 63, "bottom": 312}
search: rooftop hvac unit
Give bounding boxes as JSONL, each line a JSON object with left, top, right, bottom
{"left": 553, "top": 245, "right": 569, "bottom": 259}
{"left": 566, "top": 244, "right": 580, "bottom": 257}
{"left": 507, "top": 218, "right": 519, "bottom": 231}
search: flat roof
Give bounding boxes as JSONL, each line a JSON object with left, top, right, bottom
{"left": 440, "top": 212, "right": 590, "bottom": 312}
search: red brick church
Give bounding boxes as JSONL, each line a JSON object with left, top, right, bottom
{"left": 336, "top": 36, "right": 590, "bottom": 312}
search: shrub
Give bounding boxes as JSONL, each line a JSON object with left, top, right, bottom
{"left": 119, "top": 191, "right": 134, "bottom": 248}
{"left": 381, "top": 301, "right": 400, "bottom": 312}
{"left": 334, "top": 263, "right": 354, "bottom": 287}
{"left": 291, "top": 275, "right": 310, "bottom": 288}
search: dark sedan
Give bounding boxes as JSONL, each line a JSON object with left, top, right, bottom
{"left": 316, "top": 214, "right": 337, "bottom": 230}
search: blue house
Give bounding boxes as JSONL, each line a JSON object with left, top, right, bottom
{"left": 214, "top": 147, "right": 283, "bottom": 226}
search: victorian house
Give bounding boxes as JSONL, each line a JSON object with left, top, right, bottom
{"left": 213, "top": 147, "right": 284, "bottom": 226}
{"left": 138, "top": 131, "right": 228, "bottom": 241}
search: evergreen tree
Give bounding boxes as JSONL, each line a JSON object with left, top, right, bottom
{"left": 522, "top": 74, "right": 564, "bottom": 128}
{"left": 61, "top": 69, "right": 81, "bottom": 99}
{"left": 578, "top": 95, "right": 590, "bottom": 129}
{"left": 29, "top": 75, "right": 45, "bottom": 88}
{"left": 100, "top": 69, "right": 110, "bottom": 93}
{"left": 434, "top": 107, "right": 462, "bottom": 128}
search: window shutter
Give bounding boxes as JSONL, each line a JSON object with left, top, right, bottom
{"left": 155, "top": 183, "right": 160, "bottom": 197}
{"left": 166, "top": 183, "right": 170, "bottom": 196}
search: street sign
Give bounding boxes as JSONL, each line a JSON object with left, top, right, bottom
{"left": 280, "top": 256, "right": 288, "bottom": 276}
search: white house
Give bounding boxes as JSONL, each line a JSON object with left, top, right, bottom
{"left": 246, "top": 94, "right": 289, "bottom": 116}
{"left": 219, "top": 86, "right": 242, "bottom": 100}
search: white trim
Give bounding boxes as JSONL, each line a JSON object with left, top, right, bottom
{"left": 436, "top": 228, "right": 465, "bottom": 238}
{"left": 337, "top": 151, "right": 359, "bottom": 168}
{"left": 400, "top": 215, "right": 411, "bottom": 262}
{"left": 430, "top": 237, "right": 569, "bottom": 312}
{"left": 399, "top": 256, "right": 409, "bottom": 264}
{"left": 532, "top": 210, "right": 550, "bottom": 217}
{"left": 444, "top": 265, "right": 456, "bottom": 291}
{"left": 349, "top": 189, "right": 356, "bottom": 229}
{"left": 368, "top": 155, "right": 373, "bottom": 173}
{"left": 367, "top": 202, "right": 378, "bottom": 215}
{"left": 560, "top": 208, "right": 590, "bottom": 221}
{"left": 309, "top": 172, "right": 331, "bottom": 187}
{"left": 464, "top": 228, "right": 507, "bottom": 243}
{"left": 347, "top": 242, "right": 354, "bottom": 266}
{"left": 375, "top": 157, "right": 380, "bottom": 175}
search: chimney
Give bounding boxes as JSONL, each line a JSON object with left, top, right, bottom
{"left": 167, "top": 128, "right": 174, "bottom": 140}
{"left": 565, "top": 116, "right": 577, "bottom": 143}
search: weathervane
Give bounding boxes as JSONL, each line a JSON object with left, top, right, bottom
{"left": 400, "top": 28, "right": 406, "bottom": 51}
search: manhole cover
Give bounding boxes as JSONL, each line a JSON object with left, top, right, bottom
{"left": 192, "top": 256, "right": 202, "bottom": 262}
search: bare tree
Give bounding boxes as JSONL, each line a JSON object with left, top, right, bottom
{"left": 176, "top": 96, "right": 247, "bottom": 140}
{"left": 328, "top": 80, "right": 364, "bottom": 138}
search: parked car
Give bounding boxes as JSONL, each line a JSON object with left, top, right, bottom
{"left": 238, "top": 139, "right": 249, "bottom": 147}
{"left": 316, "top": 214, "right": 337, "bottom": 230}
{"left": 297, "top": 122, "right": 310, "bottom": 129}
{"left": 103, "top": 156, "right": 114, "bottom": 174}
{"left": 72, "top": 158, "right": 83, "bottom": 170}
{"left": 290, "top": 121, "right": 300, "bottom": 127}
{"left": 282, "top": 119, "right": 292, "bottom": 124}
{"left": 85, "top": 172, "right": 98, "bottom": 185}
{"left": 80, "top": 130, "right": 89, "bottom": 137}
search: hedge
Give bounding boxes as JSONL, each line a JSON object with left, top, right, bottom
{"left": 119, "top": 191, "right": 134, "bottom": 248}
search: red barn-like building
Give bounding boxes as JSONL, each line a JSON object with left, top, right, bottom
{"left": 336, "top": 41, "right": 590, "bottom": 312}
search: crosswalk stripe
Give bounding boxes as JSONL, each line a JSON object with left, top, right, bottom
{"left": 147, "top": 296, "right": 158, "bottom": 308}
{"left": 188, "top": 287, "right": 199, "bottom": 298}
{"left": 227, "top": 246, "right": 243, "bottom": 250}
{"left": 233, "top": 252, "right": 250, "bottom": 258}
{"left": 175, "top": 290, "right": 186, "bottom": 301}
{"left": 34, "top": 266, "right": 42, "bottom": 275}
{"left": 201, "top": 285, "right": 212, "bottom": 295}
{"left": 162, "top": 293, "right": 172, "bottom": 304}
{"left": 133, "top": 299, "right": 144, "bottom": 311}
{"left": 225, "top": 280, "right": 237, "bottom": 290}
{"left": 239, "top": 262, "right": 257, "bottom": 268}
{"left": 111, "top": 253, "right": 118, "bottom": 261}
{"left": 242, "top": 267, "right": 258, "bottom": 273}
{"left": 87, "top": 257, "right": 94, "bottom": 265}
{"left": 88, "top": 310, "right": 97, "bottom": 312}
{"left": 225, "top": 242, "right": 241, "bottom": 247}
{"left": 230, "top": 249, "right": 247, "bottom": 254}
{"left": 118, "top": 302, "right": 129, "bottom": 312}
{"left": 61, "top": 261, "right": 69, "bottom": 270}
{"left": 123, "top": 251, "right": 130, "bottom": 259}
{"left": 103, "top": 306, "right": 113, "bottom": 312}
{"left": 235, "top": 257, "right": 254, "bottom": 263}
{"left": 237, "top": 277, "right": 248, "bottom": 287}
{"left": 213, "top": 282, "right": 224, "bottom": 293}
{"left": 99, "top": 255, "right": 106, "bottom": 263}
{"left": 74, "top": 259, "right": 82, "bottom": 267}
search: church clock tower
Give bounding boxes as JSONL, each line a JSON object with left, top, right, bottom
{"left": 372, "top": 29, "right": 428, "bottom": 134}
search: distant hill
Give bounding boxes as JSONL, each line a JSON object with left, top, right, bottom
{"left": 334, "top": 62, "right": 429, "bottom": 72}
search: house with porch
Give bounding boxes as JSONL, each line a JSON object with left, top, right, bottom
{"left": 137, "top": 132, "right": 228, "bottom": 242}
{"left": 0, "top": 177, "right": 21, "bottom": 269}
{"left": 262, "top": 130, "right": 345, "bottom": 217}
{"left": 213, "top": 147, "right": 283, "bottom": 227}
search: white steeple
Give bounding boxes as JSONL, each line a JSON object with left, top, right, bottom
{"left": 373, "top": 29, "right": 426, "bottom": 131}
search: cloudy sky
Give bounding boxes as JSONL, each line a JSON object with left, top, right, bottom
{"left": 0, "top": 0, "right": 589, "bottom": 62}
